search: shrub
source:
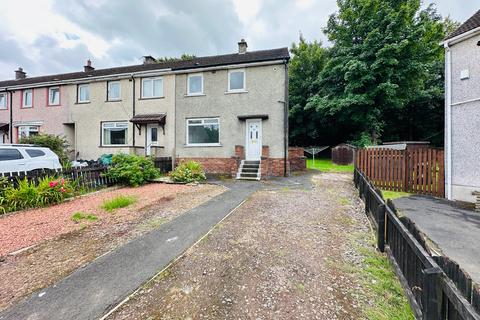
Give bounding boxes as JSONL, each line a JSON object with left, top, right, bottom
{"left": 20, "top": 134, "right": 70, "bottom": 166}
{"left": 101, "top": 195, "right": 137, "bottom": 212}
{"left": 104, "top": 153, "right": 160, "bottom": 187}
{"left": 170, "top": 160, "right": 206, "bottom": 183}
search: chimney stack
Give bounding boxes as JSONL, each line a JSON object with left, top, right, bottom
{"left": 15, "top": 67, "right": 26, "bottom": 80}
{"left": 238, "top": 39, "right": 248, "bottom": 54}
{"left": 84, "top": 59, "right": 94, "bottom": 72}
{"left": 143, "top": 55, "right": 157, "bottom": 64}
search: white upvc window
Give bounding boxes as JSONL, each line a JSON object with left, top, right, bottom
{"left": 48, "top": 87, "right": 60, "bottom": 105}
{"left": 22, "top": 89, "right": 33, "bottom": 108}
{"left": 228, "top": 69, "right": 246, "bottom": 92}
{"left": 187, "top": 73, "right": 204, "bottom": 96}
{"left": 102, "top": 122, "right": 128, "bottom": 146}
{"left": 107, "top": 81, "right": 121, "bottom": 101}
{"left": 0, "top": 93, "right": 6, "bottom": 109}
{"left": 78, "top": 84, "right": 90, "bottom": 103}
{"left": 18, "top": 125, "right": 39, "bottom": 140}
{"left": 141, "top": 77, "right": 163, "bottom": 98}
{"left": 186, "top": 118, "right": 220, "bottom": 146}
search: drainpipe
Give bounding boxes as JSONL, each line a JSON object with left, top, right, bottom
{"left": 131, "top": 75, "right": 136, "bottom": 149}
{"left": 7, "top": 89, "right": 13, "bottom": 143}
{"left": 283, "top": 59, "right": 289, "bottom": 177}
{"left": 444, "top": 43, "right": 452, "bottom": 199}
{"left": 172, "top": 75, "right": 177, "bottom": 169}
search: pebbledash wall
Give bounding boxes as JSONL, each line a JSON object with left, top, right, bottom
{"left": 447, "top": 33, "right": 480, "bottom": 202}
{"left": 174, "top": 64, "right": 292, "bottom": 178}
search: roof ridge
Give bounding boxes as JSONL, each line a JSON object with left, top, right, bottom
{"left": 444, "top": 9, "right": 480, "bottom": 41}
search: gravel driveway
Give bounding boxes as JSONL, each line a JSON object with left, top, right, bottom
{"left": 109, "top": 173, "right": 376, "bottom": 319}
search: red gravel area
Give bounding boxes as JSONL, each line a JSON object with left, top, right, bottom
{"left": 0, "top": 183, "right": 191, "bottom": 256}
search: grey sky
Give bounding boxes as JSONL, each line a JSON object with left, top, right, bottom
{"left": 0, "top": 0, "right": 477, "bottom": 80}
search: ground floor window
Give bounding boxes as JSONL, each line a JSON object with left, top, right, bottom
{"left": 18, "top": 126, "right": 39, "bottom": 140}
{"left": 102, "top": 122, "right": 128, "bottom": 146}
{"left": 186, "top": 118, "right": 219, "bottom": 146}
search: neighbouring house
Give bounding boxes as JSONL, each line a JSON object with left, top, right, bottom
{"left": 0, "top": 40, "right": 302, "bottom": 179}
{"left": 443, "top": 10, "right": 480, "bottom": 202}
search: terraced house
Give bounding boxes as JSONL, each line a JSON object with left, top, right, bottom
{"left": 0, "top": 40, "right": 297, "bottom": 179}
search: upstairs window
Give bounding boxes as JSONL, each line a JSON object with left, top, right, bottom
{"left": 0, "top": 93, "right": 6, "bottom": 109}
{"left": 141, "top": 77, "right": 163, "bottom": 98}
{"left": 228, "top": 69, "right": 245, "bottom": 92}
{"left": 187, "top": 73, "right": 203, "bottom": 95}
{"left": 22, "top": 89, "right": 33, "bottom": 108}
{"left": 48, "top": 87, "right": 60, "bottom": 105}
{"left": 186, "top": 118, "right": 219, "bottom": 145}
{"left": 78, "top": 84, "right": 90, "bottom": 103}
{"left": 102, "top": 122, "right": 128, "bottom": 146}
{"left": 107, "top": 81, "right": 121, "bottom": 101}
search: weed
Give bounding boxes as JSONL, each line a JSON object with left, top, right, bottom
{"left": 101, "top": 195, "right": 137, "bottom": 212}
{"left": 71, "top": 212, "right": 99, "bottom": 223}
{"left": 338, "top": 197, "right": 351, "bottom": 206}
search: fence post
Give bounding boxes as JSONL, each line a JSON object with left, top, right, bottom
{"left": 377, "top": 204, "right": 386, "bottom": 252}
{"left": 423, "top": 267, "right": 442, "bottom": 320}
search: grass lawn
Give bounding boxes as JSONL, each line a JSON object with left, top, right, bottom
{"left": 381, "top": 190, "right": 411, "bottom": 200}
{"left": 307, "top": 158, "right": 354, "bottom": 173}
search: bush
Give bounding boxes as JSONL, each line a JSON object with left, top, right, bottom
{"left": 20, "top": 134, "right": 70, "bottom": 166}
{"left": 1, "top": 176, "right": 76, "bottom": 213}
{"left": 104, "top": 153, "right": 160, "bottom": 187}
{"left": 170, "top": 160, "right": 206, "bottom": 183}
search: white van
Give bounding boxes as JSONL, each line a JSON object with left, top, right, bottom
{"left": 0, "top": 145, "right": 62, "bottom": 173}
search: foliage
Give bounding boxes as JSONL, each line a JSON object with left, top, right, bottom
{"left": 0, "top": 176, "right": 76, "bottom": 213}
{"left": 71, "top": 212, "right": 98, "bottom": 223}
{"left": 101, "top": 195, "right": 137, "bottom": 212}
{"left": 104, "top": 153, "right": 160, "bottom": 187}
{"left": 20, "top": 134, "right": 70, "bottom": 165}
{"left": 170, "top": 161, "right": 206, "bottom": 183}
{"left": 156, "top": 53, "right": 196, "bottom": 63}
{"left": 380, "top": 190, "right": 412, "bottom": 200}
{"left": 288, "top": 35, "right": 329, "bottom": 146}
{"left": 307, "top": 158, "right": 354, "bottom": 173}
{"left": 289, "top": 1, "right": 458, "bottom": 147}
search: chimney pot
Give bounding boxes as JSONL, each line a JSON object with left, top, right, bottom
{"left": 238, "top": 39, "right": 248, "bottom": 54}
{"left": 143, "top": 55, "right": 157, "bottom": 64}
{"left": 15, "top": 67, "right": 27, "bottom": 80}
{"left": 84, "top": 59, "right": 95, "bottom": 72}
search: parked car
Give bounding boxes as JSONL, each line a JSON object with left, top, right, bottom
{"left": 0, "top": 144, "right": 62, "bottom": 173}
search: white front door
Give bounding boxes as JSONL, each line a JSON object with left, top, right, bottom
{"left": 246, "top": 119, "right": 262, "bottom": 160}
{"left": 146, "top": 125, "right": 158, "bottom": 156}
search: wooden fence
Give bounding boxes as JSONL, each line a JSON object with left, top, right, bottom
{"left": 355, "top": 169, "right": 480, "bottom": 320}
{"left": 356, "top": 148, "right": 445, "bottom": 197}
{"left": 153, "top": 157, "right": 173, "bottom": 173}
{"left": 0, "top": 166, "right": 115, "bottom": 190}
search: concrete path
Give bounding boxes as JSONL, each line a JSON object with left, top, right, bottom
{"left": 394, "top": 195, "right": 480, "bottom": 284}
{"left": 0, "top": 181, "right": 260, "bottom": 320}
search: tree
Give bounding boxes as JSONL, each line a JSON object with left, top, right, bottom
{"left": 156, "top": 53, "right": 196, "bottom": 63}
{"left": 307, "top": 0, "right": 450, "bottom": 146}
{"left": 288, "top": 36, "right": 329, "bottom": 146}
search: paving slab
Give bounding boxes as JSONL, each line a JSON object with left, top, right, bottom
{"left": 0, "top": 181, "right": 260, "bottom": 320}
{"left": 394, "top": 195, "right": 480, "bottom": 284}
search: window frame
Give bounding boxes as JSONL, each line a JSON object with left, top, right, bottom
{"left": 18, "top": 125, "right": 39, "bottom": 140}
{"left": 141, "top": 77, "right": 164, "bottom": 99}
{"left": 107, "top": 81, "right": 122, "bottom": 101}
{"left": 186, "top": 117, "right": 220, "bottom": 146}
{"left": 227, "top": 69, "right": 246, "bottom": 92}
{"left": 187, "top": 73, "right": 204, "bottom": 96}
{"left": 0, "top": 92, "right": 7, "bottom": 110}
{"left": 22, "top": 89, "right": 33, "bottom": 108}
{"left": 101, "top": 121, "right": 129, "bottom": 147}
{"left": 48, "top": 87, "right": 60, "bottom": 106}
{"left": 77, "top": 84, "right": 90, "bottom": 103}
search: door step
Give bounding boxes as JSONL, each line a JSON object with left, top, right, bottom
{"left": 236, "top": 160, "right": 261, "bottom": 181}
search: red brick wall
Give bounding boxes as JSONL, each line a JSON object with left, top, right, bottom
{"left": 176, "top": 158, "right": 238, "bottom": 177}
{"left": 288, "top": 147, "right": 306, "bottom": 171}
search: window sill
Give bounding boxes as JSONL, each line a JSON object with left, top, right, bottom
{"left": 99, "top": 145, "right": 130, "bottom": 148}
{"left": 184, "top": 143, "right": 222, "bottom": 148}
{"left": 47, "top": 104, "right": 61, "bottom": 107}
{"left": 21, "top": 106, "right": 33, "bottom": 109}
{"left": 75, "top": 101, "right": 90, "bottom": 105}
{"left": 185, "top": 93, "right": 206, "bottom": 97}
{"left": 0, "top": 108, "right": 8, "bottom": 111}
{"left": 225, "top": 90, "right": 248, "bottom": 95}
{"left": 105, "top": 99, "right": 122, "bottom": 103}
{"left": 138, "top": 96, "right": 165, "bottom": 100}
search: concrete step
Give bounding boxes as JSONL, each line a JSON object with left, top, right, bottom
{"left": 240, "top": 173, "right": 259, "bottom": 178}
{"left": 243, "top": 161, "right": 260, "bottom": 165}
{"left": 242, "top": 164, "right": 260, "bottom": 169}
{"left": 236, "top": 176, "right": 260, "bottom": 181}
{"left": 241, "top": 168, "right": 259, "bottom": 173}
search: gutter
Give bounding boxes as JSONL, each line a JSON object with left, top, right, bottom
{"left": 0, "top": 60, "right": 287, "bottom": 92}
{"left": 444, "top": 43, "right": 452, "bottom": 199}
{"left": 441, "top": 26, "right": 480, "bottom": 47}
